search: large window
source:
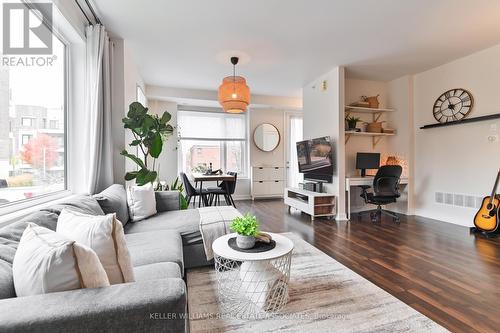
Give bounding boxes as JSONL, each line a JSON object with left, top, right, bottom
{"left": 178, "top": 110, "right": 248, "bottom": 177}
{"left": 0, "top": 17, "right": 66, "bottom": 206}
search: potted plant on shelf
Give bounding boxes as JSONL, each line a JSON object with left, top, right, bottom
{"left": 230, "top": 213, "right": 259, "bottom": 249}
{"left": 345, "top": 115, "right": 361, "bottom": 131}
{"left": 121, "top": 102, "right": 174, "bottom": 185}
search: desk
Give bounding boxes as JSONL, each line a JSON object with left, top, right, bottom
{"left": 345, "top": 176, "right": 408, "bottom": 219}
{"left": 191, "top": 173, "right": 236, "bottom": 207}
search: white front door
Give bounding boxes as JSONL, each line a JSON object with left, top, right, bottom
{"left": 285, "top": 112, "right": 303, "bottom": 188}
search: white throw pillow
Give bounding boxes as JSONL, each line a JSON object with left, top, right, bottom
{"left": 57, "top": 209, "right": 135, "bottom": 284}
{"left": 13, "top": 223, "right": 110, "bottom": 297}
{"left": 126, "top": 184, "right": 157, "bottom": 222}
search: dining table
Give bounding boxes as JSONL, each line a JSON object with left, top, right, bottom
{"left": 191, "top": 172, "right": 236, "bottom": 207}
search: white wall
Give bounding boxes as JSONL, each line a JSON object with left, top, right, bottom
{"left": 387, "top": 76, "right": 414, "bottom": 214}
{"left": 345, "top": 79, "right": 389, "bottom": 109}
{"left": 250, "top": 108, "right": 285, "bottom": 167}
{"left": 413, "top": 43, "right": 500, "bottom": 226}
{"left": 303, "top": 67, "right": 347, "bottom": 220}
{"left": 110, "top": 40, "right": 146, "bottom": 185}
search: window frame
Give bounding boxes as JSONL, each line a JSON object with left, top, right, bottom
{"left": 177, "top": 108, "right": 249, "bottom": 179}
{"left": 0, "top": 8, "right": 70, "bottom": 215}
{"left": 21, "top": 117, "right": 34, "bottom": 127}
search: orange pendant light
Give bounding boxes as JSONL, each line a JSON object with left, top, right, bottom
{"left": 218, "top": 57, "right": 250, "bottom": 113}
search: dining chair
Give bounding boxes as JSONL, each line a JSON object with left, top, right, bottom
{"left": 207, "top": 172, "right": 237, "bottom": 207}
{"left": 180, "top": 172, "right": 210, "bottom": 208}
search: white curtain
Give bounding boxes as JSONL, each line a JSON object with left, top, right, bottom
{"left": 84, "top": 24, "right": 113, "bottom": 194}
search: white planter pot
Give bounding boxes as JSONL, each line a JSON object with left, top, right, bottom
{"left": 236, "top": 235, "right": 255, "bottom": 249}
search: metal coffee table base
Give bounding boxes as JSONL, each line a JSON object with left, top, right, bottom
{"left": 214, "top": 253, "right": 292, "bottom": 318}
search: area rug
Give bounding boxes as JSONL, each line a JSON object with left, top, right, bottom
{"left": 186, "top": 233, "right": 449, "bottom": 333}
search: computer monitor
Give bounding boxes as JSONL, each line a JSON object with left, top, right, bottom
{"left": 356, "top": 152, "right": 380, "bottom": 177}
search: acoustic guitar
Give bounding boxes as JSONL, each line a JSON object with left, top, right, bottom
{"left": 473, "top": 170, "right": 500, "bottom": 233}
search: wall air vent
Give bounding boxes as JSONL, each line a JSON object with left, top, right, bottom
{"left": 465, "top": 195, "right": 476, "bottom": 208}
{"left": 453, "top": 194, "right": 464, "bottom": 207}
{"left": 444, "top": 193, "right": 454, "bottom": 205}
{"left": 435, "top": 192, "right": 482, "bottom": 209}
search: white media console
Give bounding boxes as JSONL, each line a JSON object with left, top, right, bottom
{"left": 284, "top": 187, "right": 336, "bottom": 221}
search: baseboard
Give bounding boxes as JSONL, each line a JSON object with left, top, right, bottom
{"left": 336, "top": 213, "right": 348, "bottom": 221}
{"left": 232, "top": 195, "right": 252, "bottom": 201}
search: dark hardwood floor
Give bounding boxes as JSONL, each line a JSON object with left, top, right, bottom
{"left": 233, "top": 199, "right": 500, "bottom": 333}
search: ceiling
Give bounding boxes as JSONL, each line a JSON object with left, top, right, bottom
{"left": 94, "top": 0, "right": 500, "bottom": 97}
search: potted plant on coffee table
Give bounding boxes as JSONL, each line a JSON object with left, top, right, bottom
{"left": 230, "top": 213, "right": 259, "bottom": 249}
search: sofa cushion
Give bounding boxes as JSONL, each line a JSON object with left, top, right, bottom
{"left": 125, "top": 231, "right": 184, "bottom": 275}
{"left": 134, "top": 262, "right": 182, "bottom": 281}
{"left": 0, "top": 259, "right": 14, "bottom": 300}
{"left": 127, "top": 185, "right": 157, "bottom": 222}
{"left": 13, "top": 224, "right": 110, "bottom": 297}
{"left": 0, "top": 210, "right": 60, "bottom": 249}
{"left": 155, "top": 191, "right": 180, "bottom": 212}
{"left": 124, "top": 209, "right": 202, "bottom": 246}
{"left": 93, "top": 184, "right": 130, "bottom": 225}
{"left": 57, "top": 210, "right": 135, "bottom": 284}
{"left": 0, "top": 210, "right": 60, "bottom": 300}
{"left": 44, "top": 195, "right": 104, "bottom": 216}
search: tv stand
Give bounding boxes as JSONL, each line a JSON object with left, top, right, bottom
{"left": 284, "top": 187, "right": 336, "bottom": 221}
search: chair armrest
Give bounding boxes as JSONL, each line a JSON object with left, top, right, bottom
{"left": 155, "top": 191, "right": 181, "bottom": 212}
{"left": 0, "top": 278, "right": 186, "bottom": 333}
{"left": 358, "top": 185, "right": 371, "bottom": 202}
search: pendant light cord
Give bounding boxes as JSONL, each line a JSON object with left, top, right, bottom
{"left": 232, "top": 62, "right": 236, "bottom": 94}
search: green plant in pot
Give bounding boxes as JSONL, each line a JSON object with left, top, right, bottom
{"left": 121, "top": 102, "right": 174, "bottom": 185}
{"left": 345, "top": 115, "right": 361, "bottom": 131}
{"left": 230, "top": 213, "right": 259, "bottom": 249}
{"left": 167, "top": 177, "right": 189, "bottom": 210}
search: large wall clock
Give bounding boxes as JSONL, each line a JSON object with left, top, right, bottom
{"left": 433, "top": 88, "right": 473, "bottom": 123}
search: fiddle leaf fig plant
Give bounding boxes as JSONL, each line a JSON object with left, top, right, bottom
{"left": 121, "top": 102, "right": 174, "bottom": 186}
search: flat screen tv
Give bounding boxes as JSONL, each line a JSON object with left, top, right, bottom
{"left": 296, "top": 136, "right": 333, "bottom": 183}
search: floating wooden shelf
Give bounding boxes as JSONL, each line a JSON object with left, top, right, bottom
{"left": 420, "top": 113, "right": 500, "bottom": 129}
{"left": 345, "top": 131, "right": 395, "bottom": 148}
{"left": 345, "top": 106, "right": 396, "bottom": 122}
{"left": 345, "top": 106, "right": 396, "bottom": 113}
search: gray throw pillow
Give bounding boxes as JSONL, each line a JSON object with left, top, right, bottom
{"left": 0, "top": 210, "right": 60, "bottom": 299}
{"left": 93, "top": 184, "right": 130, "bottom": 225}
{"left": 46, "top": 195, "right": 105, "bottom": 216}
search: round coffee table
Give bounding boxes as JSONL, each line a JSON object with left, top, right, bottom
{"left": 212, "top": 233, "right": 294, "bottom": 317}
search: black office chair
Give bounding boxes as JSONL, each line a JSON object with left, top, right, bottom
{"left": 180, "top": 172, "right": 210, "bottom": 208}
{"left": 207, "top": 172, "right": 237, "bottom": 207}
{"left": 358, "top": 165, "right": 402, "bottom": 223}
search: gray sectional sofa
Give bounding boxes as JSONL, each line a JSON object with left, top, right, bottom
{"left": 0, "top": 185, "right": 210, "bottom": 333}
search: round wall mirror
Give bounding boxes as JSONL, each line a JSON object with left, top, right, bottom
{"left": 253, "top": 123, "right": 280, "bottom": 152}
